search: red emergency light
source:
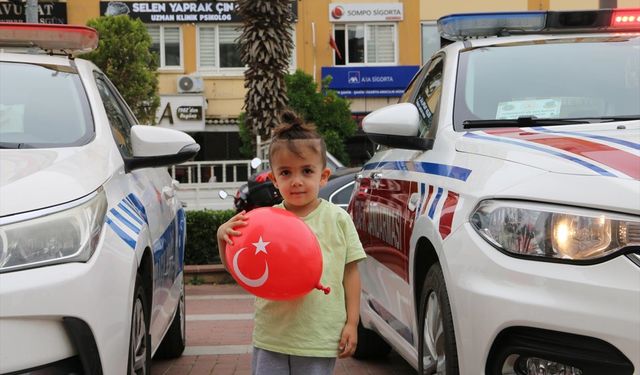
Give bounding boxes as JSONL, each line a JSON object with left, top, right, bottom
{"left": 0, "top": 23, "right": 98, "bottom": 55}
{"left": 611, "top": 9, "right": 640, "bottom": 27}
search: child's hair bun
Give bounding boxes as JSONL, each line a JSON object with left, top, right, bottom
{"left": 280, "top": 109, "right": 303, "bottom": 129}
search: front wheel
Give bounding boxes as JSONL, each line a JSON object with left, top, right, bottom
{"left": 129, "top": 275, "right": 151, "bottom": 375}
{"left": 418, "top": 264, "right": 458, "bottom": 375}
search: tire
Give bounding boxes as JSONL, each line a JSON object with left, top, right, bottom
{"left": 418, "top": 264, "right": 459, "bottom": 375}
{"left": 353, "top": 319, "right": 392, "bottom": 359}
{"left": 155, "top": 276, "right": 186, "bottom": 358}
{"left": 129, "top": 275, "right": 151, "bottom": 375}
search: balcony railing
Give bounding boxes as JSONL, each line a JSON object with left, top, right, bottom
{"left": 169, "top": 160, "right": 255, "bottom": 185}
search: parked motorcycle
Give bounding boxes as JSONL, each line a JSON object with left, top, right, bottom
{"left": 219, "top": 157, "right": 359, "bottom": 213}
{"left": 218, "top": 158, "right": 282, "bottom": 213}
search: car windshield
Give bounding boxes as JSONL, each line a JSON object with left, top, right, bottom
{"left": 453, "top": 35, "right": 640, "bottom": 130}
{"left": 0, "top": 61, "right": 93, "bottom": 148}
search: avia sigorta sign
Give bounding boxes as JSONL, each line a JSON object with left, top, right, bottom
{"left": 322, "top": 66, "right": 419, "bottom": 97}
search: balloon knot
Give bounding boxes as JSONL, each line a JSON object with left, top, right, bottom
{"left": 316, "top": 283, "right": 331, "bottom": 295}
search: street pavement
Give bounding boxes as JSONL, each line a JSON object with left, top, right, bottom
{"left": 152, "top": 284, "right": 416, "bottom": 374}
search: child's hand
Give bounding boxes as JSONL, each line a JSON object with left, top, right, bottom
{"left": 338, "top": 322, "right": 357, "bottom": 358}
{"left": 217, "top": 211, "right": 249, "bottom": 246}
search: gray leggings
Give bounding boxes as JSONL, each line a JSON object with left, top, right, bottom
{"left": 252, "top": 347, "right": 336, "bottom": 375}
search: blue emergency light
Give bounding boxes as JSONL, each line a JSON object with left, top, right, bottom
{"left": 438, "top": 8, "right": 640, "bottom": 40}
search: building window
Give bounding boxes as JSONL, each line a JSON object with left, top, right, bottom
{"left": 147, "top": 25, "right": 182, "bottom": 68}
{"left": 422, "top": 22, "right": 440, "bottom": 65}
{"left": 198, "top": 25, "right": 243, "bottom": 72}
{"left": 198, "top": 25, "right": 296, "bottom": 73}
{"left": 334, "top": 23, "right": 396, "bottom": 65}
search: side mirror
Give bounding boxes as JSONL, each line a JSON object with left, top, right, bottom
{"left": 125, "top": 125, "right": 200, "bottom": 172}
{"left": 218, "top": 190, "right": 229, "bottom": 199}
{"left": 363, "top": 103, "right": 433, "bottom": 151}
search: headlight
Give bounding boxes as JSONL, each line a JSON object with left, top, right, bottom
{"left": 470, "top": 200, "right": 640, "bottom": 262}
{"left": 0, "top": 188, "right": 107, "bottom": 273}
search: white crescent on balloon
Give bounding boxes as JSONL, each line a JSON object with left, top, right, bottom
{"left": 232, "top": 247, "right": 269, "bottom": 287}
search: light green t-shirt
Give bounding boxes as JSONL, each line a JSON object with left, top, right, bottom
{"left": 253, "top": 199, "right": 366, "bottom": 357}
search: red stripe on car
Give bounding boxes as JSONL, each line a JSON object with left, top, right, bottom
{"left": 485, "top": 129, "right": 640, "bottom": 179}
{"left": 439, "top": 191, "right": 459, "bottom": 240}
{"left": 421, "top": 185, "right": 434, "bottom": 216}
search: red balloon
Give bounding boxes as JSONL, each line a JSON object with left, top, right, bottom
{"left": 225, "top": 207, "right": 330, "bottom": 300}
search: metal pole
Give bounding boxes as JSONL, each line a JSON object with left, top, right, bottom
{"left": 25, "top": 0, "right": 38, "bottom": 23}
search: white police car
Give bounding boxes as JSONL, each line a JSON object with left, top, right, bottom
{"left": 0, "top": 23, "right": 198, "bottom": 374}
{"left": 349, "top": 8, "right": 640, "bottom": 375}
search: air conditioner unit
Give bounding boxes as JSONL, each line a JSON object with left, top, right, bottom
{"left": 177, "top": 75, "right": 204, "bottom": 93}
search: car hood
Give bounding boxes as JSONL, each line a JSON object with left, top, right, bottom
{"left": 0, "top": 145, "right": 114, "bottom": 217}
{"left": 456, "top": 121, "right": 640, "bottom": 180}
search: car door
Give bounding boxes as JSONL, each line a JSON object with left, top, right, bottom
{"left": 357, "top": 56, "right": 445, "bottom": 347}
{"left": 94, "top": 72, "right": 180, "bottom": 345}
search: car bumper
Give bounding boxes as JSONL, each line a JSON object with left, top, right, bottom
{"left": 444, "top": 224, "right": 640, "bottom": 374}
{"left": 0, "top": 242, "right": 135, "bottom": 374}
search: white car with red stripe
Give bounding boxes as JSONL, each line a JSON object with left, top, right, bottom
{"left": 0, "top": 24, "right": 198, "bottom": 373}
{"left": 349, "top": 8, "right": 640, "bottom": 375}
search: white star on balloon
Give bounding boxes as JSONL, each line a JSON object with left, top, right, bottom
{"left": 252, "top": 236, "right": 270, "bottom": 255}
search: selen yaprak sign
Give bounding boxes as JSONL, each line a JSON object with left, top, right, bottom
{"left": 322, "top": 66, "right": 419, "bottom": 98}
{"left": 100, "top": 1, "right": 297, "bottom": 23}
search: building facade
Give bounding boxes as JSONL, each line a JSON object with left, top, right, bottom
{"left": 2, "top": 0, "right": 638, "bottom": 164}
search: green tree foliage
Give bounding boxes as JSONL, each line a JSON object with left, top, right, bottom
{"left": 84, "top": 15, "right": 160, "bottom": 124}
{"left": 185, "top": 209, "right": 236, "bottom": 265}
{"left": 238, "top": 70, "right": 357, "bottom": 165}
{"left": 286, "top": 71, "right": 356, "bottom": 165}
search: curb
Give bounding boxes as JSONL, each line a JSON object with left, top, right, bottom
{"left": 185, "top": 264, "right": 235, "bottom": 284}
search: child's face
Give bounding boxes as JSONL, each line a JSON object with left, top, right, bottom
{"left": 268, "top": 143, "right": 330, "bottom": 216}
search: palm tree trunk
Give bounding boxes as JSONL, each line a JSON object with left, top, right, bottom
{"left": 237, "top": 0, "right": 294, "bottom": 147}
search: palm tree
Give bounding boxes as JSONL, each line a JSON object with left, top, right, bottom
{"left": 237, "top": 0, "right": 294, "bottom": 144}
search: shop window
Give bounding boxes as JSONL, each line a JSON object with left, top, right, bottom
{"left": 333, "top": 23, "right": 396, "bottom": 65}
{"left": 147, "top": 25, "right": 182, "bottom": 69}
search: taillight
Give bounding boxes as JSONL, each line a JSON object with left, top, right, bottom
{"left": 611, "top": 8, "right": 640, "bottom": 27}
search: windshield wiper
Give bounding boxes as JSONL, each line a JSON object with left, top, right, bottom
{"left": 463, "top": 116, "right": 589, "bottom": 129}
{"left": 0, "top": 142, "right": 29, "bottom": 149}
{"left": 577, "top": 115, "right": 640, "bottom": 123}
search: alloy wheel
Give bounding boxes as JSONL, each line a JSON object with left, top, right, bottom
{"left": 423, "top": 291, "right": 446, "bottom": 374}
{"left": 131, "top": 298, "right": 148, "bottom": 375}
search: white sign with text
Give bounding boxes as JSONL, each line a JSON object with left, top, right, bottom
{"left": 156, "top": 94, "right": 207, "bottom": 131}
{"left": 329, "top": 3, "right": 403, "bottom": 22}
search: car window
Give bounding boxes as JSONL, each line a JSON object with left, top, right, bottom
{"left": 94, "top": 73, "right": 134, "bottom": 157}
{"left": 453, "top": 35, "right": 640, "bottom": 129}
{"left": 329, "top": 181, "right": 355, "bottom": 208}
{"left": 399, "top": 65, "right": 428, "bottom": 103}
{"left": 414, "top": 55, "right": 443, "bottom": 137}
{"left": 0, "top": 61, "right": 93, "bottom": 148}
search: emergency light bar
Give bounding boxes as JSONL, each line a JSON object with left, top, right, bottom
{"left": 0, "top": 23, "right": 98, "bottom": 55}
{"left": 438, "top": 8, "right": 640, "bottom": 40}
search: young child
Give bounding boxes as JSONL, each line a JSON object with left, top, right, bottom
{"left": 217, "top": 109, "right": 366, "bottom": 374}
